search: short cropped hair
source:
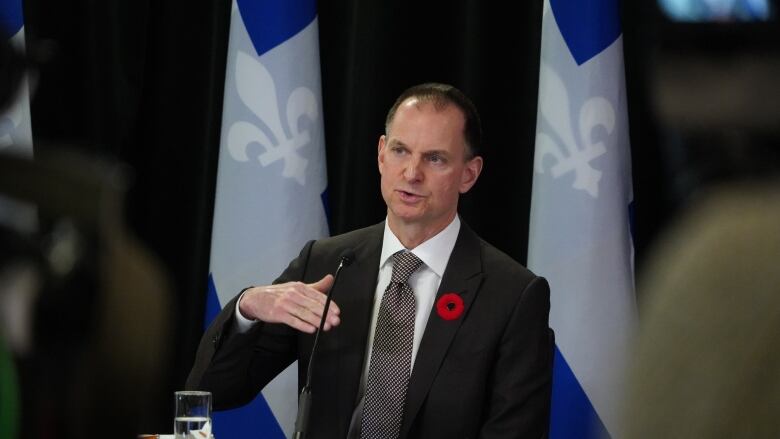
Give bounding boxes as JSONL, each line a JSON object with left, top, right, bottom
{"left": 385, "top": 83, "right": 482, "bottom": 159}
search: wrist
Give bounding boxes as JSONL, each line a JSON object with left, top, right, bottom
{"left": 237, "top": 286, "right": 259, "bottom": 321}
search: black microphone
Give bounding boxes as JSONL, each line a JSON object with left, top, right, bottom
{"left": 293, "top": 249, "right": 355, "bottom": 439}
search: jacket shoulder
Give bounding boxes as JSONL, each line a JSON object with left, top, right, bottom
{"left": 476, "top": 236, "right": 541, "bottom": 285}
{"left": 300, "top": 222, "right": 384, "bottom": 269}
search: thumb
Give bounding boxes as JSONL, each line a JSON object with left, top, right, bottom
{"left": 309, "top": 274, "right": 335, "bottom": 294}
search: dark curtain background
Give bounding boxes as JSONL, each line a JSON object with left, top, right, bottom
{"left": 21, "top": 0, "right": 674, "bottom": 432}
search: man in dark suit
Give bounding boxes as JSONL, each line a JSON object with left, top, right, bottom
{"left": 187, "top": 83, "right": 552, "bottom": 438}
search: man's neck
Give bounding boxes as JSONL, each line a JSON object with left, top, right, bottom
{"left": 387, "top": 213, "right": 457, "bottom": 249}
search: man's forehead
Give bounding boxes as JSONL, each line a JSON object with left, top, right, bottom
{"left": 385, "top": 131, "right": 467, "bottom": 158}
{"left": 390, "top": 98, "right": 465, "bottom": 129}
{"left": 385, "top": 97, "right": 469, "bottom": 153}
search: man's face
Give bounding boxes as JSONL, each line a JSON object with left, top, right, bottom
{"left": 378, "top": 98, "right": 483, "bottom": 234}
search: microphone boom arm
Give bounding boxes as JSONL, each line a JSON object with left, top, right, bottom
{"left": 293, "top": 250, "right": 354, "bottom": 439}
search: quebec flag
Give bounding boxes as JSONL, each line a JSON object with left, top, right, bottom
{"left": 206, "top": 0, "right": 329, "bottom": 437}
{"left": 0, "top": 0, "right": 35, "bottom": 231}
{"left": 528, "top": 0, "right": 637, "bottom": 438}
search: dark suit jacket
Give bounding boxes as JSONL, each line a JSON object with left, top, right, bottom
{"left": 186, "top": 221, "right": 552, "bottom": 438}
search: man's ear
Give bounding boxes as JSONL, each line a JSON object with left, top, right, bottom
{"left": 377, "top": 135, "right": 387, "bottom": 174}
{"left": 459, "top": 156, "right": 483, "bottom": 194}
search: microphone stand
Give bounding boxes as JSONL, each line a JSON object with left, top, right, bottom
{"left": 292, "top": 251, "right": 353, "bottom": 439}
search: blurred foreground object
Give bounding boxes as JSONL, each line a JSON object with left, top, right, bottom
{"left": 624, "top": 4, "right": 780, "bottom": 436}
{"left": 624, "top": 181, "right": 780, "bottom": 438}
{"left": 0, "top": 150, "right": 173, "bottom": 438}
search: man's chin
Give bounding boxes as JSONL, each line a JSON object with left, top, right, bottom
{"left": 388, "top": 208, "right": 425, "bottom": 225}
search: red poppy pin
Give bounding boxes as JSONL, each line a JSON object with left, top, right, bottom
{"left": 436, "top": 293, "right": 464, "bottom": 321}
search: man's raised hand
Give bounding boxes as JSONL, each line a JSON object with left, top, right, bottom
{"left": 238, "top": 275, "right": 340, "bottom": 333}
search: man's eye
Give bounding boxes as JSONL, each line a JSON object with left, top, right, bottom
{"left": 428, "top": 154, "right": 444, "bottom": 163}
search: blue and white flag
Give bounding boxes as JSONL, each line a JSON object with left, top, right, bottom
{"left": 206, "top": 1, "right": 329, "bottom": 437}
{"left": 0, "top": 0, "right": 35, "bottom": 231}
{"left": 528, "top": 0, "right": 637, "bottom": 438}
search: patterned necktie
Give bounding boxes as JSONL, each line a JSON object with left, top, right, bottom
{"left": 359, "top": 251, "right": 424, "bottom": 439}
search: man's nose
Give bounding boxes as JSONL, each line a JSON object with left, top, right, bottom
{"left": 403, "top": 156, "right": 422, "bottom": 181}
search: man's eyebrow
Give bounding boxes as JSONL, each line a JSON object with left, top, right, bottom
{"left": 387, "top": 139, "right": 452, "bottom": 156}
{"left": 422, "top": 149, "right": 451, "bottom": 156}
{"left": 387, "top": 139, "right": 408, "bottom": 148}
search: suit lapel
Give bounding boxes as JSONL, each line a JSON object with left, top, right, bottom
{"left": 400, "top": 223, "right": 484, "bottom": 437}
{"left": 333, "top": 223, "right": 384, "bottom": 429}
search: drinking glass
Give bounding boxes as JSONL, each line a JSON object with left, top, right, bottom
{"left": 173, "top": 391, "right": 212, "bottom": 438}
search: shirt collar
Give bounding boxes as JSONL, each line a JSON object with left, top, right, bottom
{"left": 380, "top": 215, "right": 461, "bottom": 277}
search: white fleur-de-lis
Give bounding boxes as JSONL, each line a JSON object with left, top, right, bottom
{"left": 227, "top": 51, "right": 319, "bottom": 185}
{"left": 535, "top": 63, "right": 614, "bottom": 198}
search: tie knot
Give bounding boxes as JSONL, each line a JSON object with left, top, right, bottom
{"left": 390, "top": 251, "right": 423, "bottom": 284}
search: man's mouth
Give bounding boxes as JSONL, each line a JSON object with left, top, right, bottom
{"left": 397, "top": 189, "right": 423, "bottom": 202}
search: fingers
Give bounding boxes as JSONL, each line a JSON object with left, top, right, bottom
{"left": 276, "top": 284, "right": 341, "bottom": 333}
{"left": 241, "top": 277, "right": 342, "bottom": 334}
{"left": 310, "top": 274, "right": 335, "bottom": 292}
{"left": 307, "top": 274, "right": 339, "bottom": 314}
{"left": 275, "top": 300, "right": 326, "bottom": 334}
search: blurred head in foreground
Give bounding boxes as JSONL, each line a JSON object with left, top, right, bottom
{"left": 624, "top": 181, "right": 780, "bottom": 438}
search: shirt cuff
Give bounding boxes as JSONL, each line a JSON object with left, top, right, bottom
{"left": 234, "top": 288, "right": 258, "bottom": 333}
